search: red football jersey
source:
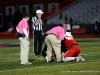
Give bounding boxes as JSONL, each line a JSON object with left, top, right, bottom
{"left": 64, "top": 36, "right": 78, "bottom": 49}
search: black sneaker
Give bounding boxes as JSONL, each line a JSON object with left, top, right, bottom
{"left": 48, "top": 59, "right": 55, "bottom": 62}
{"left": 37, "top": 53, "right": 42, "bottom": 56}
{"left": 34, "top": 53, "right": 39, "bottom": 57}
{"left": 38, "top": 53, "right": 41, "bottom": 55}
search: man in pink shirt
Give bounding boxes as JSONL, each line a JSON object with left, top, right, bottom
{"left": 16, "top": 13, "right": 32, "bottom": 65}
{"left": 44, "top": 24, "right": 64, "bottom": 62}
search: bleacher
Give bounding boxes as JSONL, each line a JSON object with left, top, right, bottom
{"left": 46, "top": 0, "right": 100, "bottom": 24}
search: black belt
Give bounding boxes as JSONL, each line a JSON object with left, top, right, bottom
{"left": 42, "top": 33, "right": 48, "bottom": 41}
{"left": 43, "top": 33, "right": 57, "bottom": 41}
{"left": 42, "top": 33, "right": 56, "bottom": 40}
{"left": 15, "top": 32, "right": 25, "bottom": 38}
{"left": 47, "top": 33, "right": 59, "bottom": 39}
{"left": 48, "top": 33, "right": 56, "bottom": 36}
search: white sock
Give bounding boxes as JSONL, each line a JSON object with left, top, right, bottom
{"left": 63, "top": 57, "right": 76, "bottom": 62}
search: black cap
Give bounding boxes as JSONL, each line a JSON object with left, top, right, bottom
{"left": 23, "top": 13, "right": 30, "bottom": 18}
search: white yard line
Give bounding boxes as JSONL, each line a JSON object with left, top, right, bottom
{"left": 0, "top": 57, "right": 11, "bottom": 59}
{"left": 80, "top": 53, "right": 99, "bottom": 56}
{"left": 0, "top": 61, "right": 99, "bottom": 73}
{"left": 0, "top": 53, "right": 100, "bottom": 62}
{"left": 0, "top": 51, "right": 100, "bottom": 72}
{"left": 0, "top": 58, "right": 19, "bottom": 62}
{"left": 88, "top": 59, "right": 100, "bottom": 62}
{"left": 0, "top": 52, "right": 99, "bottom": 56}
{"left": 0, "top": 53, "right": 34, "bottom": 56}
{"left": 82, "top": 47, "right": 100, "bottom": 49}
{"left": 0, "top": 58, "right": 45, "bottom": 62}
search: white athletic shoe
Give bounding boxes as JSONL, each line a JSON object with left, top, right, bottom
{"left": 79, "top": 56, "right": 85, "bottom": 61}
{"left": 45, "top": 56, "right": 49, "bottom": 62}
{"left": 76, "top": 57, "right": 81, "bottom": 62}
{"left": 76, "top": 56, "right": 85, "bottom": 62}
{"left": 21, "top": 62, "right": 32, "bottom": 65}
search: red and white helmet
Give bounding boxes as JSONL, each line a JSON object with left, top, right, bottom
{"left": 65, "top": 24, "right": 72, "bottom": 36}
{"left": 65, "top": 32, "right": 71, "bottom": 36}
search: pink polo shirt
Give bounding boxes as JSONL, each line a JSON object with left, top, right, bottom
{"left": 46, "top": 26, "right": 64, "bottom": 40}
{"left": 16, "top": 19, "right": 29, "bottom": 36}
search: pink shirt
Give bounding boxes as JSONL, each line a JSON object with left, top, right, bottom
{"left": 16, "top": 19, "right": 29, "bottom": 36}
{"left": 46, "top": 26, "right": 64, "bottom": 40}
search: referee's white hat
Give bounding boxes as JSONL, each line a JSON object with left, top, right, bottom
{"left": 36, "top": 10, "right": 44, "bottom": 14}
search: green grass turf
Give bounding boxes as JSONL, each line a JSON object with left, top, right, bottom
{"left": 0, "top": 38, "right": 100, "bottom": 75}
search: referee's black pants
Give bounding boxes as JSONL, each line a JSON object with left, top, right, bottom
{"left": 34, "top": 30, "right": 42, "bottom": 55}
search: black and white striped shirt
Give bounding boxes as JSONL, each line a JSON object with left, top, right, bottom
{"left": 32, "top": 16, "right": 42, "bottom": 31}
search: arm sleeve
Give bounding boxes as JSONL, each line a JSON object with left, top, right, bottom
{"left": 23, "top": 28, "right": 29, "bottom": 39}
{"left": 32, "top": 17, "right": 35, "bottom": 23}
{"left": 32, "top": 17, "right": 36, "bottom": 29}
{"left": 16, "top": 28, "right": 19, "bottom": 32}
{"left": 32, "top": 17, "right": 40, "bottom": 27}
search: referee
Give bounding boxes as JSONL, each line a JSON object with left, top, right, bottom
{"left": 32, "top": 10, "right": 44, "bottom": 56}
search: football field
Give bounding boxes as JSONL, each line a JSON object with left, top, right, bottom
{"left": 0, "top": 38, "right": 100, "bottom": 75}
